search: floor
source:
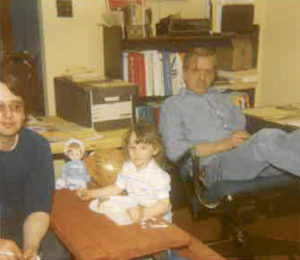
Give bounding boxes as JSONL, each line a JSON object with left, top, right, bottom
{"left": 172, "top": 202, "right": 300, "bottom": 260}
{"left": 170, "top": 174, "right": 300, "bottom": 259}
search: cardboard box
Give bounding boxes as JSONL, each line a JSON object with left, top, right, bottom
{"left": 216, "top": 37, "right": 253, "bottom": 70}
{"left": 55, "top": 78, "right": 137, "bottom": 131}
{"left": 126, "top": 24, "right": 147, "bottom": 39}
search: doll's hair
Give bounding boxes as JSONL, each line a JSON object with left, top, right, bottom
{"left": 122, "top": 122, "right": 166, "bottom": 167}
{"left": 66, "top": 143, "right": 82, "bottom": 153}
{"left": 64, "top": 139, "right": 85, "bottom": 157}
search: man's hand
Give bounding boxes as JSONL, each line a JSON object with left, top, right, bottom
{"left": 194, "top": 130, "right": 250, "bottom": 157}
{"left": 228, "top": 130, "right": 250, "bottom": 148}
{"left": 0, "top": 239, "right": 22, "bottom": 260}
{"left": 21, "top": 247, "right": 38, "bottom": 260}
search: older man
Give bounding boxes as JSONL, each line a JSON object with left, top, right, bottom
{"left": 160, "top": 48, "right": 300, "bottom": 207}
{"left": 0, "top": 77, "right": 69, "bottom": 260}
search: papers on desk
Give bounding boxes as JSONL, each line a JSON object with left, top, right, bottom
{"left": 276, "top": 115, "right": 300, "bottom": 127}
{"left": 243, "top": 105, "right": 300, "bottom": 121}
{"left": 89, "top": 196, "right": 138, "bottom": 225}
{"left": 26, "top": 115, "right": 103, "bottom": 144}
{"left": 243, "top": 103, "right": 300, "bottom": 128}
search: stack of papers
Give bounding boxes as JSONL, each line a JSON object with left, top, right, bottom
{"left": 243, "top": 103, "right": 300, "bottom": 127}
{"left": 216, "top": 69, "right": 258, "bottom": 90}
{"left": 89, "top": 196, "right": 138, "bottom": 225}
{"left": 26, "top": 116, "right": 103, "bottom": 144}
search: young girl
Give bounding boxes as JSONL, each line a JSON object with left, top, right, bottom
{"left": 77, "top": 122, "right": 171, "bottom": 223}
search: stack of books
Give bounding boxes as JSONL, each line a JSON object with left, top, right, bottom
{"left": 215, "top": 68, "right": 258, "bottom": 91}
{"left": 135, "top": 101, "right": 162, "bottom": 124}
{"left": 123, "top": 50, "right": 185, "bottom": 97}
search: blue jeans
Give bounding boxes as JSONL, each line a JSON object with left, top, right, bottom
{"left": 205, "top": 128, "right": 300, "bottom": 187}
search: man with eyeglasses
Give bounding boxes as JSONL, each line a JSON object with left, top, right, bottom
{"left": 160, "top": 48, "right": 300, "bottom": 212}
{"left": 0, "top": 77, "right": 69, "bottom": 260}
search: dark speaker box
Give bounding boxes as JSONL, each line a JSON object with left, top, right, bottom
{"left": 221, "top": 4, "right": 254, "bottom": 33}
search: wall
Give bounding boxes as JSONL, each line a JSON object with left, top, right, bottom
{"left": 39, "top": 0, "right": 209, "bottom": 115}
{"left": 146, "top": 0, "right": 207, "bottom": 30}
{"left": 256, "top": 0, "right": 300, "bottom": 106}
{"left": 40, "top": 0, "right": 267, "bottom": 114}
{"left": 39, "top": 0, "right": 106, "bottom": 115}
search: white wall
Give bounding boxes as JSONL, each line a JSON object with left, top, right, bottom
{"left": 256, "top": 0, "right": 300, "bottom": 106}
{"left": 39, "top": 0, "right": 106, "bottom": 115}
{"left": 146, "top": 0, "right": 207, "bottom": 30}
{"left": 39, "top": 0, "right": 209, "bottom": 115}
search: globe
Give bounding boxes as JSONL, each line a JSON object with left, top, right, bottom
{"left": 85, "top": 148, "right": 125, "bottom": 187}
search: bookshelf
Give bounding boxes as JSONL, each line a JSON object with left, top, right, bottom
{"left": 122, "top": 33, "right": 252, "bottom": 50}
{"left": 120, "top": 29, "right": 259, "bottom": 124}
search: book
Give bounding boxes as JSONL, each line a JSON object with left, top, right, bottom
{"left": 162, "top": 51, "right": 173, "bottom": 96}
{"left": 143, "top": 50, "right": 154, "bottom": 96}
{"left": 135, "top": 105, "right": 155, "bottom": 124}
{"left": 147, "top": 101, "right": 162, "bottom": 124}
{"left": 170, "top": 52, "right": 185, "bottom": 95}
{"left": 128, "top": 51, "right": 146, "bottom": 96}
{"left": 229, "top": 91, "right": 250, "bottom": 109}
{"left": 152, "top": 50, "right": 164, "bottom": 96}
{"left": 122, "top": 51, "right": 129, "bottom": 81}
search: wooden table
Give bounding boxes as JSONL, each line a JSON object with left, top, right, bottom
{"left": 51, "top": 189, "right": 192, "bottom": 260}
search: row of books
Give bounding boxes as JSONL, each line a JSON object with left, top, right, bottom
{"left": 123, "top": 49, "right": 257, "bottom": 98}
{"left": 122, "top": 50, "right": 185, "bottom": 97}
{"left": 228, "top": 91, "right": 251, "bottom": 109}
{"left": 135, "top": 101, "right": 162, "bottom": 125}
{"left": 135, "top": 91, "right": 251, "bottom": 125}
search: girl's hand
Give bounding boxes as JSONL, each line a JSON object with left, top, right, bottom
{"left": 76, "top": 189, "right": 92, "bottom": 201}
{"left": 0, "top": 239, "right": 22, "bottom": 260}
{"left": 127, "top": 206, "right": 143, "bottom": 223}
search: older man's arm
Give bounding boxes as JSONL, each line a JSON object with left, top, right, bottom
{"left": 194, "top": 130, "right": 250, "bottom": 157}
{"left": 22, "top": 212, "right": 50, "bottom": 260}
{"left": 160, "top": 100, "right": 194, "bottom": 161}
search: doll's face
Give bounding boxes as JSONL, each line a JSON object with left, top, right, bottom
{"left": 67, "top": 148, "right": 83, "bottom": 161}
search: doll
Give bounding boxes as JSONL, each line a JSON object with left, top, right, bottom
{"left": 56, "top": 139, "right": 90, "bottom": 190}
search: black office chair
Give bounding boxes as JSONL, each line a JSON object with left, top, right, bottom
{"left": 190, "top": 150, "right": 300, "bottom": 259}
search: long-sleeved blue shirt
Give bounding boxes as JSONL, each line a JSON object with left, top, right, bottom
{"left": 160, "top": 88, "right": 246, "bottom": 164}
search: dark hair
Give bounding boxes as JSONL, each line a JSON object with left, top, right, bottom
{"left": 1, "top": 75, "right": 24, "bottom": 97}
{"left": 123, "top": 122, "right": 166, "bottom": 167}
{"left": 183, "top": 47, "right": 217, "bottom": 71}
{"left": 1, "top": 75, "right": 26, "bottom": 112}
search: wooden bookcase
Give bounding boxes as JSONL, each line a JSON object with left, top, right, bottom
{"left": 122, "top": 32, "right": 255, "bottom": 51}
{"left": 120, "top": 29, "right": 259, "bottom": 122}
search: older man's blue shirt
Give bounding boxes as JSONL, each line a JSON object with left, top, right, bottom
{"left": 160, "top": 88, "right": 246, "bottom": 164}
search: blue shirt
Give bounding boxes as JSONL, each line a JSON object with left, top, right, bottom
{"left": 1, "top": 128, "right": 54, "bottom": 241}
{"left": 160, "top": 88, "right": 246, "bottom": 165}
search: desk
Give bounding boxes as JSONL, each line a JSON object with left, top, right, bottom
{"left": 51, "top": 190, "right": 192, "bottom": 260}
{"left": 26, "top": 116, "right": 128, "bottom": 155}
{"left": 243, "top": 104, "right": 300, "bottom": 135}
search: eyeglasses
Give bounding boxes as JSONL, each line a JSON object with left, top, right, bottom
{"left": 0, "top": 101, "right": 24, "bottom": 114}
{"left": 185, "top": 67, "right": 215, "bottom": 76}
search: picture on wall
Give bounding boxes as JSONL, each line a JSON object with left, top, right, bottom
{"left": 107, "top": 0, "right": 142, "bottom": 11}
